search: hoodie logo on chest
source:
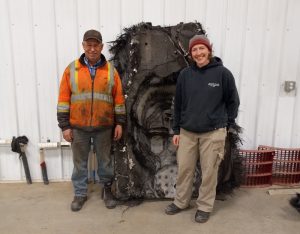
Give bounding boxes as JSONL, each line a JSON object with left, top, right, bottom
{"left": 208, "top": 82, "right": 220, "bottom": 88}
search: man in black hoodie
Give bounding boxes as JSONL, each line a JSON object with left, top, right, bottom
{"left": 165, "top": 35, "right": 240, "bottom": 223}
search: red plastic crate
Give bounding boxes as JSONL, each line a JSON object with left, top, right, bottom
{"left": 239, "top": 149, "right": 274, "bottom": 187}
{"left": 258, "top": 145, "right": 300, "bottom": 185}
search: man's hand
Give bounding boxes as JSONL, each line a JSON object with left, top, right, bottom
{"left": 114, "top": 125, "right": 122, "bottom": 141}
{"left": 62, "top": 129, "right": 73, "bottom": 142}
{"left": 172, "top": 135, "right": 180, "bottom": 146}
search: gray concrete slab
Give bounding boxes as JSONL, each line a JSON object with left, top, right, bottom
{"left": 0, "top": 182, "right": 299, "bottom": 234}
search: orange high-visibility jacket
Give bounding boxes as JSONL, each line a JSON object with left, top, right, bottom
{"left": 57, "top": 54, "right": 125, "bottom": 131}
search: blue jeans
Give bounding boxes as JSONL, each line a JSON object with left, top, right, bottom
{"left": 71, "top": 128, "right": 113, "bottom": 197}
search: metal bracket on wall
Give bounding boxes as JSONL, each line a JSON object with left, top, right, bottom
{"left": 1, "top": 139, "right": 71, "bottom": 148}
{"left": 280, "top": 81, "right": 297, "bottom": 97}
{"left": 284, "top": 81, "right": 296, "bottom": 93}
{"left": 38, "top": 142, "right": 71, "bottom": 149}
{"left": 0, "top": 139, "right": 12, "bottom": 146}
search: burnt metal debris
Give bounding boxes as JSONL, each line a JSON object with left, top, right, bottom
{"left": 109, "top": 22, "right": 243, "bottom": 200}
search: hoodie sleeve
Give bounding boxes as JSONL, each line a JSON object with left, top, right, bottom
{"left": 172, "top": 71, "right": 184, "bottom": 135}
{"left": 223, "top": 69, "right": 240, "bottom": 126}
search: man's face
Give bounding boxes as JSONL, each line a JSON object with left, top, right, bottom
{"left": 82, "top": 39, "right": 103, "bottom": 65}
{"left": 191, "top": 44, "right": 210, "bottom": 67}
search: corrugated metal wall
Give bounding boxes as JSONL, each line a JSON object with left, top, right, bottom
{"left": 0, "top": 0, "right": 299, "bottom": 182}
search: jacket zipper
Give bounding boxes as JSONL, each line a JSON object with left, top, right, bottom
{"left": 90, "top": 75, "right": 95, "bottom": 127}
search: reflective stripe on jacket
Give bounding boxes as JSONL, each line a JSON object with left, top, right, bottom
{"left": 57, "top": 54, "right": 125, "bottom": 130}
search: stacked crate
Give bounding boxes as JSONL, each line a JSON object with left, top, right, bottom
{"left": 239, "top": 149, "right": 275, "bottom": 187}
{"left": 259, "top": 146, "right": 300, "bottom": 185}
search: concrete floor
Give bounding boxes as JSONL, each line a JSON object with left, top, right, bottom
{"left": 0, "top": 182, "right": 299, "bottom": 234}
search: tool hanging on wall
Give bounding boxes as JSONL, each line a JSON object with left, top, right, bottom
{"left": 11, "top": 136, "right": 32, "bottom": 184}
{"left": 38, "top": 141, "right": 71, "bottom": 184}
{"left": 39, "top": 148, "right": 49, "bottom": 185}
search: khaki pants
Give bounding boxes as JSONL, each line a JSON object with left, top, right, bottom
{"left": 174, "top": 128, "right": 226, "bottom": 212}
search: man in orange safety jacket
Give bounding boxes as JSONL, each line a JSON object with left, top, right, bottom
{"left": 57, "top": 29, "right": 125, "bottom": 211}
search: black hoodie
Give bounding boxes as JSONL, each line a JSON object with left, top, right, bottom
{"left": 173, "top": 57, "right": 240, "bottom": 135}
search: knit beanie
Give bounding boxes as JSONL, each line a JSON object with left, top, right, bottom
{"left": 188, "top": 35, "right": 212, "bottom": 53}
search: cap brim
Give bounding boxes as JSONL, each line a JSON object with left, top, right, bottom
{"left": 84, "top": 37, "right": 101, "bottom": 42}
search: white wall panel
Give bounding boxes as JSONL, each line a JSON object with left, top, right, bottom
{"left": 164, "top": 0, "right": 185, "bottom": 25}
{"left": 0, "top": 0, "right": 21, "bottom": 180}
{"left": 274, "top": 0, "right": 300, "bottom": 148}
{"left": 255, "top": 0, "right": 287, "bottom": 148}
{"left": 291, "top": 60, "right": 300, "bottom": 146}
{"left": 0, "top": 147, "right": 22, "bottom": 181}
{"left": 121, "top": 0, "right": 143, "bottom": 27}
{"left": 205, "top": 0, "right": 228, "bottom": 56}
{"left": 6, "top": 0, "right": 41, "bottom": 181}
{"left": 32, "top": 0, "right": 60, "bottom": 142}
{"left": 143, "top": 0, "right": 164, "bottom": 26}
{"left": 54, "top": 0, "right": 79, "bottom": 76}
{"left": 222, "top": 0, "right": 248, "bottom": 88}
{"left": 237, "top": 0, "right": 269, "bottom": 149}
{"left": 100, "top": 0, "right": 122, "bottom": 57}
{"left": 31, "top": 0, "right": 64, "bottom": 180}
{"left": 77, "top": 0, "right": 100, "bottom": 51}
{"left": 0, "top": 0, "right": 19, "bottom": 137}
{"left": 185, "top": 0, "right": 207, "bottom": 25}
{"left": 1, "top": 0, "right": 300, "bottom": 181}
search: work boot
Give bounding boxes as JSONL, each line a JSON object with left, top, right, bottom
{"left": 71, "top": 196, "right": 87, "bottom": 212}
{"left": 165, "top": 203, "right": 183, "bottom": 215}
{"left": 102, "top": 186, "right": 117, "bottom": 209}
{"left": 195, "top": 210, "right": 210, "bottom": 223}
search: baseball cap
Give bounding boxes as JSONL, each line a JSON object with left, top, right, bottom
{"left": 83, "top": 29, "right": 102, "bottom": 42}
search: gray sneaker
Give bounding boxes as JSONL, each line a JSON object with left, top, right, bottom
{"left": 165, "top": 203, "right": 182, "bottom": 215}
{"left": 195, "top": 210, "right": 210, "bottom": 223}
{"left": 71, "top": 196, "right": 87, "bottom": 212}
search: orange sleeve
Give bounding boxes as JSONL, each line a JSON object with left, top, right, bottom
{"left": 57, "top": 66, "right": 72, "bottom": 130}
{"left": 58, "top": 66, "right": 71, "bottom": 103}
{"left": 112, "top": 70, "right": 125, "bottom": 107}
{"left": 112, "top": 69, "right": 126, "bottom": 124}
